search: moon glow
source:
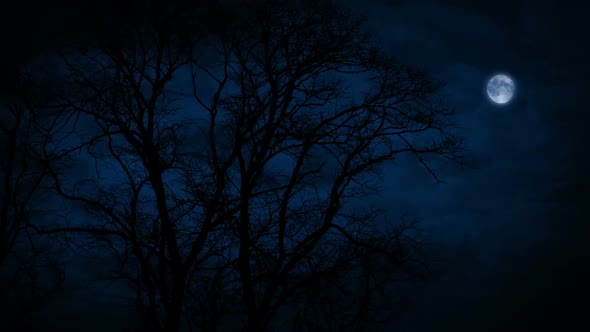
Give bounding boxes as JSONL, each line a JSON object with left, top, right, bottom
{"left": 486, "top": 74, "right": 515, "bottom": 104}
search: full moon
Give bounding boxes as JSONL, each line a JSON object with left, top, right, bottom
{"left": 486, "top": 74, "right": 515, "bottom": 104}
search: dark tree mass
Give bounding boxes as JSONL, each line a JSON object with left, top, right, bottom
{"left": 1, "top": 0, "right": 588, "bottom": 331}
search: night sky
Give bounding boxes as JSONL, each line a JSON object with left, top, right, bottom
{"left": 1, "top": 0, "right": 589, "bottom": 331}
{"left": 354, "top": 0, "right": 590, "bottom": 330}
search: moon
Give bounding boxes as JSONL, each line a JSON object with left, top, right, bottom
{"left": 486, "top": 74, "right": 515, "bottom": 104}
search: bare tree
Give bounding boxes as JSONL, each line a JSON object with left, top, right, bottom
{"left": 188, "top": 1, "right": 461, "bottom": 330}
{"left": 39, "top": 0, "right": 461, "bottom": 331}
{"left": 0, "top": 80, "right": 46, "bottom": 266}
{"left": 0, "top": 60, "right": 66, "bottom": 331}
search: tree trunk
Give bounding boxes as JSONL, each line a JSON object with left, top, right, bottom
{"left": 237, "top": 186, "right": 259, "bottom": 331}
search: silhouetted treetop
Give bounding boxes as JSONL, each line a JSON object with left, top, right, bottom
{"left": 19, "top": 1, "right": 462, "bottom": 331}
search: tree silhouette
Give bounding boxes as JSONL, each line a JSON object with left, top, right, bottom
{"left": 0, "top": 59, "right": 66, "bottom": 331}
{"left": 38, "top": 1, "right": 462, "bottom": 331}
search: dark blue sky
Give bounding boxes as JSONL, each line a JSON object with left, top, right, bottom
{"left": 1, "top": 0, "right": 588, "bottom": 331}
{"left": 349, "top": 0, "right": 589, "bottom": 330}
